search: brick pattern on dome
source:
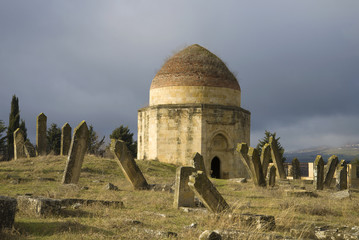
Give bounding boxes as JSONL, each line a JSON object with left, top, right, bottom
{"left": 150, "top": 44, "right": 241, "bottom": 91}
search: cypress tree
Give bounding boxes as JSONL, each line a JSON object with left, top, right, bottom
{"left": 7, "top": 95, "right": 20, "bottom": 160}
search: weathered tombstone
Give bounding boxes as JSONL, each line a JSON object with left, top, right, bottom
{"left": 269, "top": 136, "right": 286, "bottom": 179}
{"left": 323, "top": 155, "right": 339, "bottom": 188}
{"left": 261, "top": 143, "right": 271, "bottom": 177}
{"left": 24, "top": 140, "right": 36, "bottom": 158}
{"left": 173, "top": 166, "right": 195, "bottom": 208}
{"left": 0, "top": 196, "right": 17, "bottom": 229}
{"left": 192, "top": 152, "right": 206, "bottom": 172}
{"left": 188, "top": 171, "right": 229, "bottom": 213}
{"left": 336, "top": 160, "right": 347, "bottom": 190}
{"left": 111, "top": 139, "right": 149, "bottom": 190}
{"left": 62, "top": 121, "right": 89, "bottom": 184}
{"left": 14, "top": 128, "right": 26, "bottom": 160}
{"left": 36, "top": 113, "right": 47, "bottom": 156}
{"left": 313, "top": 155, "right": 324, "bottom": 190}
{"left": 61, "top": 123, "right": 72, "bottom": 156}
{"left": 268, "top": 165, "right": 276, "bottom": 187}
{"left": 291, "top": 158, "right": 301, "bottom": 180}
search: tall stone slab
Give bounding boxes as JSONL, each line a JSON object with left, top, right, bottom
{"left": 291, "top": 158, "right": 301, "bottom": 180}
{"left": 188, "top": 171, "right": 229, "bottom": 213}
{"left": 313, "top": 155, "right": 324, "bottom": 190}
{"left": 268, "top": 165, "right": 276, "bottom": 187}
{"left": 111, "top": 139, "right": 149, "bottom": 190}
{"left": 14, "top": 128, "right": 26, "bottom": 160}
{"left": 192, "top": 152, "right": 206, "bottom": 172}
{"left": 336, "top": 160, "right": 347, "bottom": 190}
{"left": 36, "top": 113, "right": 47, "bottom": 156}
{"left": 0, "top": 196, "right": 17, "bottom": 229}
{"left": 323, "top": 155, "right": 339, "bottom": 188}
{"left": 62, "top": 121, "right": 89, "bottom": 184}
{"left": 269, "top": 136, "right": 286, "bottom": 179}
{"left": 61, "top": 123, "right": 72, "bottom": 156}
{"left": 261, "top": 143, "right": 271, "bottom": 177}
{"left": 173, "top": 166, "right": 195, "bottom": 208}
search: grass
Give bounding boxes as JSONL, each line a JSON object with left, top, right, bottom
{"left": 0, "top": 155, "right": 358, "bottom": 239}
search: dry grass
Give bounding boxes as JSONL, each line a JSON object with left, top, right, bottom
{"left": 0, "top": 155, "right": 358, "bottom": 239}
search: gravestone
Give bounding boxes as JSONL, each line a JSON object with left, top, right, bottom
{"left": 173, "top": 166, "right": 195, "bottom": 208}
{"left": 111, "top": 139, "right": 149, "bottom": 190}
{"left": 269, "top": 136, "right": 286, "bottom": 179}
{"left": 323, "top": 155, "right": 339, "bottom": 188}
{"left": 14, "top": 128, "right": 26, "bottom": 160}
{"left": 192, "top": 152, "right": 206, "bottom": 172}
{"left": 62, "top": 121, "right": 89, "bottom": 184}
{"left": 268, "top": 165, "right": 276, "bottom": 187}
{"left": 291, "top": 158, "right": 301, "bottom": 180}
{"left": 336, "top": 160, "right": 347, "bottom": 190}
{"left": 24, "top": 140, "right": 36, "bottom": 158}
{"left": 0, "top": 196, "right": 17, "bottom": 229}
{"left": 188, "top": 171, "right": 229, "bottom": 213}
{"left": 261, "top": 143, "right": 271, "bottom": 177}
{"left": 61, "top": 123, "right": 72, "bottom": 156}
{"left": 313, "top": 155, "right": 324, "bottom": 190}
{"left": 36, "top": 113, "right": 47, "bottom": 156}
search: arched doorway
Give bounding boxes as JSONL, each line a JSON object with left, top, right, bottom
{"left": 211, "top": 157, "right": 221, "bottom": 178}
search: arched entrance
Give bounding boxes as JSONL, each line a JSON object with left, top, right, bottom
{"left": 211, "top": 157, "right": 221, "bottom": 178}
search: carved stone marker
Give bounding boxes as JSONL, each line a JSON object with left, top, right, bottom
{"left": 61, "top": 123, "right": 72, "bottom": 156}
{"left": 36, "top": 113, "right": 47, "bottom": 156}
{"left": 111, "top": 139, "right": 149, "bottom": 190}
{"left": 62, "top": 121, "right": 89, "bottom": 184}
{"left": 14, "top": 128, "right": 26, "bottom": 160}
{"left": 188, "top": 171, "right": 229, "bottom": 213}
{"left": 268, "top": 165, "right": 276, "bottom": 187}
{"left": 192, "top": 152, "right": 206, "bottom": 172}
{"left": 261, "top": 143, "right": 271, "bottom": 177}
{"left": 0, "top": 196, "right": 17, "bottom": 229}
{"left": 336, "top": 160, "right": 347, "bottom": 190}
{"left": 237, "top": 143, "right": 266, "bottom": 187}
{"left": 313, "top": 155, "right": 324, "bottom": 190}
{"left": 24, "top": 140, "right": 36, "bottom": 158}
{"left": 173, "top": 166, "right": 195, "bottom": 208}
{"left": 323, "top": 155, "right": 339, "bottom": 188}
{"left": 269, "top": 136, "right": 286, "bottom": 179}
{"left": 291, "top": 158, "right": 301, "bottom": 180}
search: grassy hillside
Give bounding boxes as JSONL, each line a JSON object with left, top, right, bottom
{"left": 0, "top": 155, "right": 358, "bottom": 239}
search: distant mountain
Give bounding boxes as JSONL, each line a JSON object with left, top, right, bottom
{"left": 284, "top": 143, "right": 359, "bottom": 163}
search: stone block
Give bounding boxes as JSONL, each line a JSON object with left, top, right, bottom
{"left": 313, "top": 155, "right": 324, "bottom": 190}
{"left": 269, "top": 136, "right": 286, "bottom": 179}
{"left": 62, "top": 121, "right": 89, "bottom": 184}
{"left": 260, "top": 143, "right": 271, "bottom": 177}
{"left": 336, "top": 160, "right": 347, "bottom": 190}
{"left": 188, "top": 171, "right": 229, "bottom": 213}
{"left": 14, "top": 128, "right": 26, "bottom": 160}
{"left": 0, "top": 196, "right": 17, "bottom": 229}
{"left": 36, "top": 113, "right": 47, "bottom": 156}
{"left": 111, "top": 139, "right": 149, "bottom": 190}
{"left": 323, "top": 155, "right": 339, "bottom": 188}
{"left": 291, "top": 158, "right": 301, "bottom": 179}
{"left": 268, "top": 165, "right": 276, "bottom": 187}
{"left": 239, "top": 213, "right": 276, "bottom": 231}
{"left": 192, "top": 152, "right": 205, "bottom": 172}
{"left": 17, "top": 195, "right": 62, "bottom": 216}
{"left": 173, "top": 166, "right": 195, "bottom": 208}
{"left": 61, "top": 123, "right": 72, "bottom": 156}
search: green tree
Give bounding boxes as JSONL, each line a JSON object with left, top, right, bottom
{"left": 87, "top": 125, "right": 105, "bottom": 156}
{"left": 110, "top": 125, "right": 137, "bottom": 157}
{"left": 256, "top": 130, "right": 286, "bottom": 163}
{"left": 47, "top": 123, "right": 61, "bottom": 155}
{"left": 0, "top": 120, "right": 7, "bottom": 161}
{"left": 7, "top": 95, "right": 20, "bottom": 160}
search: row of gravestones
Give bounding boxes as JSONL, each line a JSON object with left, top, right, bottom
{"left": 13, "top": 113, "right": 73, "bottom": 160}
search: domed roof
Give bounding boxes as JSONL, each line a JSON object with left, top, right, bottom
{"left": 150, "top": 44, "right": 240, "bottom": 91}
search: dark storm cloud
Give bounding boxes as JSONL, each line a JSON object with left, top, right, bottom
{"left": 0, "top": 1, "right": 358, "bottom": 151}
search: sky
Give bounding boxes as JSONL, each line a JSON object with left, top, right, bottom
{"left": 0, "top": 1, "right": 358, "bottom": 152}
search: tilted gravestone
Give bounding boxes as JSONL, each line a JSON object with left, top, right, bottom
{"left": 36, "top": 113, "right": 47, "bottom": 156}
{"left": 313, "top": 155, "right": 324, "bottom": 190}
{"left": 323, "top": 155, "right": 339, "bottom": 189}
{"left": 336, "top": 160, "right": 347, "bottom": 190}
{"left": 62, "top": 121, "right": 89, "bottom": 184}
{"left": 237, "top": 143, "right": 266, "bottom": 187}
{"left": 111, "top": 139, "right": 149, "bottom": 190}
{"left": 261, "top": 143, "right": 271, "bottom": 177}
{"left": 269, "top": 136, "right": 286, "bottom": 179}
{"left": 188, "top": 171, "right": 229, "bottom": 213}
{"left": 14, "top": 128, "right": 26, "bottom": 160}
{"left": 173, "top": 166, "right": 196, "bottom": 208}
{"left": 268, "top": 165, "right": 276, "bottom": 187}
{"left": 192, "top": 152, "right": 206, "bottom": 172}
{"left": 291, "top": 158, "right": 301, "bottom": 180}
{"left": 0, "top": 196, "right": 17, "bottom": 229}
{"left": 24, "top": 140, "right": 36, "bottom": 158}
{"left": 61, "top": 123, "right": 72, "bottom": 156}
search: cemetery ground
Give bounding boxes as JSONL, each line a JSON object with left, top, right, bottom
{"left": 0, "top": 156, "right": 358, "bottom": 240}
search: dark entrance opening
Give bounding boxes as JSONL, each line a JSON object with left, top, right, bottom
{"left": 211, "top": 157, "right": 221, "bottom": 178}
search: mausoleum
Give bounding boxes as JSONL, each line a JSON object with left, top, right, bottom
{"left": 138, "top": 44, "right": 250, "bottom": 178}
